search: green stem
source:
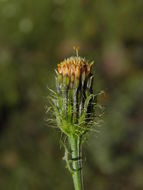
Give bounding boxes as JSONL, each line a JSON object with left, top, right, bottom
{"left": 69, "top": 136, "right": 83, "bottom": 190}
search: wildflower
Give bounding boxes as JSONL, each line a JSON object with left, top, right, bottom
{"left": 49, "top": 48, "right": 102, "bottom": 190}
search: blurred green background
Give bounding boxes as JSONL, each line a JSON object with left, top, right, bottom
{"left": 0, "top": 0, "right": 143, "bottom": 190}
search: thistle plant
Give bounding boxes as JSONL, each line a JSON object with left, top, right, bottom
{"left": 48, "top": 48, "right": 103, "bottom": 190}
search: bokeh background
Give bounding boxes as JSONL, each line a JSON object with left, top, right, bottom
{"left": 0, "top": 0, "right": 143, "bottom": 190}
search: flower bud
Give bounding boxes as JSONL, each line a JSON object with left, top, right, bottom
{"left": 54, "top": 53, "right": 95, "bottom": 136}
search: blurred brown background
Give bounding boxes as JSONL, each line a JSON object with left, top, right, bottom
{"left": 0, "top": 0, "right": 143, "bottom": 190}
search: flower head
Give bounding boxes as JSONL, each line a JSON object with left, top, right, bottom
{"left": 51, "top": 49, "right": 98, "bottom": 137}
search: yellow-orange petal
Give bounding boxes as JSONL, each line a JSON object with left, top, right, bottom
{"left": 75, "top": 65, "right": 81, "bottom": 79}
